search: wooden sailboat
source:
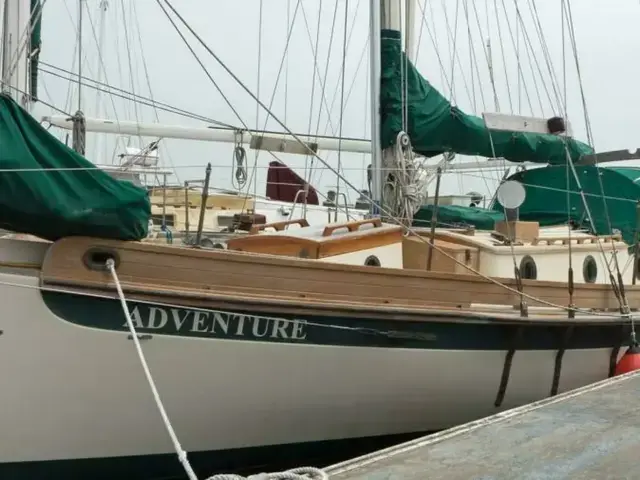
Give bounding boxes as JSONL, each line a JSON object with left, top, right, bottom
{"left": 0, "top": 1, "right": 637, "bottom": 479}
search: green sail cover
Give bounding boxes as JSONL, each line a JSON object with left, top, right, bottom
{"left": 380, "top": 29, "right": 594, "bottom": 164}
{"left": 412, "top": 166, "right": 640, "bottom": 244}
{"left": 0, "top": 94, "right": 150, "bottom": 241}
{"left": 500, "top": 166, "right": 640, "bottom": 245}
{"left": 413, "top": 204, "right": 504, "bottom": 230}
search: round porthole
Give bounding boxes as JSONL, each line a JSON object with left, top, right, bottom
{"left": 519, "top": 255, "right": 537, "bottom": 280}
{"left": 582, "top": 255, "right": 598, "bottom": 283}
{"left": 83, "top": 248, "right": 119, "bottom": 271}
{"left": 365, "top": 255, "right": 381, "bottom": 267}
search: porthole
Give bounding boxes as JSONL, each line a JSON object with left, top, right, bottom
{"left": 83, "top": 248, "right": 120, "bottom": 271}
{"left": 519, "top": 255, "right": 537, "bottom": 280}
{"left": 582, "top": 255, "right": 598, "bottom": 283}
{"left": 365, "top": 255, "right": 381, "bottom": 267}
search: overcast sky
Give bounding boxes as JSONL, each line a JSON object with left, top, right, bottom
{"left": 33, "top": 0, "right": 640, "bottom": 204}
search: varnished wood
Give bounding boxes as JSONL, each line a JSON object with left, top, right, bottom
{"left": 249, "top": 218, "right": 310, "bottom": 234}
{"left": 227, "top": 223, "right": 403, "bottom": 259}
{"left": 531, "top": 234, "right": 623, "bottom": 246}
{"left": 322, "top": 218, "right": 382, "bottom": 237}
{"left": 39, "top": 237, "right": 640, "bottom": 318}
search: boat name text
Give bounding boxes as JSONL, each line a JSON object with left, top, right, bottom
{"left": 124, "top": 305, "right": 307, "bottom": 340}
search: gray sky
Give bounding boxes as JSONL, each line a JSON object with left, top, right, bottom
{"left": 33, "top": 0, "right": 640, "bottom": 204}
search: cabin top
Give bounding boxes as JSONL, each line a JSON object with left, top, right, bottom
{"left": 415, "top": 221, "right": 628, "bottom": 254}
{"left": 251, "top": 218, "right": 401, "bottom": 242}
{"left": 226, "top": 218, "right": 403, "bottom": 260}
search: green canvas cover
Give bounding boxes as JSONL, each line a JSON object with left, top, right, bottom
{"left": 380, "top": 29, "right": 594, "bottom": 164}
{"left": 413, "top": 204, "right": 505, "bottom": 230}
{"left": 412, "top": 166, "right": 640, "bottom": 244}
{"left": 0, "top": 94, "right": 150, "bottom": 241}
{"left": 499, "top": 166, "right": 640, "bottom": 245}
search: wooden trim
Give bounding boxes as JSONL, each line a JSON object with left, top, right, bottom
{"left": 322, "top": 218, "right": 382, "bottom": 237}
{"left": 39, "top": 236, "right": 640, "bottom": 316}
{"left": 43, "top": 284, "right": 626, "bottom": 326}
{"left": 421, "top": 230, "right": 628, "bottom": 255}
{"left": 229, "top": 221, "right": 403, "bottom": 259}
{"left": 249, "top": 218, "right": 310, "bottom": 234}
{"left": 531, "top": 234, "right": 623, "bottom": 246}
{"left": 318, "top": 229, "right": 402, "bottom": 258}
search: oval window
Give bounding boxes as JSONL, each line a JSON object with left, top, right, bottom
{"left": 365, "top": 255, "right": 381, "bottom": 267}
{"left": 519, "top": 255, "right": 537, "bottom": 280}
{"left": 582, "top": 255, "right": 598, "bottom": 283}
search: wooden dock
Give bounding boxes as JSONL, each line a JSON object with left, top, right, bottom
{"left": 326, "top": 370, "right": 640, "bottom": 479}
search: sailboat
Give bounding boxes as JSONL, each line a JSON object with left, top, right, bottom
{"left": 0, "top": 0, "right": 638, "bottom": 479}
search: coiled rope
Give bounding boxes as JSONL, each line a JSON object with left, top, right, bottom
{"left": 232, "top": 131, "right": 248, "bottom": 189}
{"left": 106, "top": 259, "right": 329, "bottom": 480}
{"left": 206, "top": 467, "right": 329, "bottom": 480}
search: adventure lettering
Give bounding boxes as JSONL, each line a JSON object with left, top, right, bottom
{"left": 124, "top": 305, "right": 308, "bottom": 341}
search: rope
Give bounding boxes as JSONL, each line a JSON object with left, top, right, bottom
{"left": 107, "top": 259, "right": 330, "bottom": 479}
{"left": 106, "top": 259, "right": 199, "bottom": 480}
{"left": 232, "top": 131, "right": 248, "bottom": 190}
{"left": 206, "top": 467, "right": 328, "bottom": 480}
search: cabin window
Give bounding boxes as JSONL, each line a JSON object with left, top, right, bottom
{"left": 519, "top": 255, "right": 537, "bottom": 280}
{"left": 365, "top": 255, "right": 381, "bottom": 267}
{"left": 582, "top": 255, "right": 598, "bottom": 283}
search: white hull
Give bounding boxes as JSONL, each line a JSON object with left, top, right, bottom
{"left": 0, "top": 270, "right": 615, "bottom": 467}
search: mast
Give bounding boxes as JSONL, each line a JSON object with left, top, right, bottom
{"left": 368, "top": 0, "right": 382, "bottom": 215}
{"left": 1, "top": 0, "right": 34, "bottom": 111}
{"left": 377, "top": 0, "right": 406, "bottom": 222}
{"left": 72, "top": 0, "right": 86, "bottom": 155}
{"left": 404, "top": 0, "right": 416, "bottom": 62}
{"left": 370, "top": 0, "right": 404, "bottom": 216}
{"left": 93, "top": 0, "right": 109, "bottom": 164}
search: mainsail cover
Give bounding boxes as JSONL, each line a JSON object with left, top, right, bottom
{"left": 0, "top": 94, "right": 150, "bottom": 240}
{"left": 380, "top": 29, "right": 594, "bottom": 164}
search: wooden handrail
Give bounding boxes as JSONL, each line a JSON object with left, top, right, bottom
{"left": 249, "top": 218, "right": 310, "bottom": 234}
{"left": 322, "top": 218, "right": 382, "bottom": 237}
{"left": 531, "top": 234, "right": 623, "bottom": 246}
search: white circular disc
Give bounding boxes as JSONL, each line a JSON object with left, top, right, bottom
{"left": 496, "top": 180, "right": 526, "bottom": 209}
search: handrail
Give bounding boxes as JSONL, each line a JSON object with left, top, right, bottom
{"left": 249, "top": 218, "right": 310, "bottom": 234}
{"left": 321, "top": 218, "right": 382, "bottom": 237}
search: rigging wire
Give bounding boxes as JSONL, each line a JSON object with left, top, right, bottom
{"left": 302, "top": 0, "right": 325, "bottom": 214}
{"left": 335, "top": 0, "right": 350, "bottom": 222}
{"left": 306, "top": 0, "right": 341, "bottom": 190}
{"left": 492, "top": 0, "right": 513, "bottom": 113}
{"left": 243, "top": 0, "right": 303, "bottom": 208}
{"left": 131, "top": 0, "right": 180, "bottom": 182}
{"left": 153, "top": 0, "right": 632, "bottom": 316}
{"left": 498, "top": 0, "right": 534, "bottom": 114}
{"left": 83, "top": 0, "right": 127, "bottom": 160}
{"left": 253, "top": 0, "right": 265, "bottom": 202}
{"left": 300, "top": 0, "right": 365, "bottom": 194}
{"left": 562, "top": 0, "right": 632, "bottom": 323}
{"left": 119, "top": 0, "right": 142, "bottom": 147}
{"left": 39, "top": 63, "right": 237, "bottom": 129}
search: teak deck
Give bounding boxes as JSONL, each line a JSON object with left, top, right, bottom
{"left": 39, "top": 236, "right": 640, "bottom": 320}
{"left": 326, "top": 370, "right": 640, "bottom": 479}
